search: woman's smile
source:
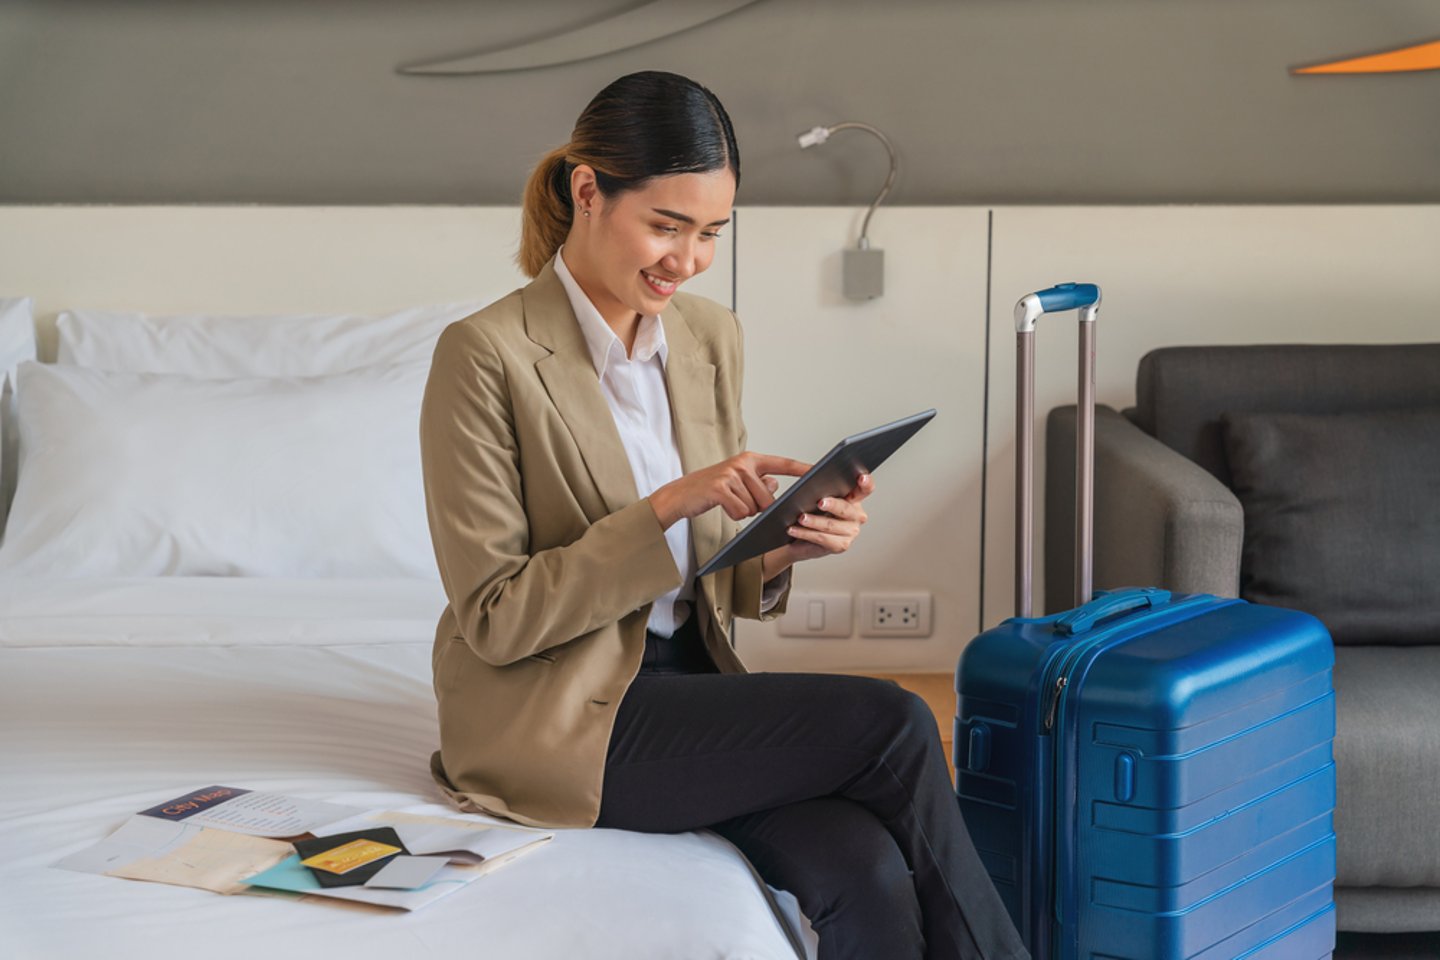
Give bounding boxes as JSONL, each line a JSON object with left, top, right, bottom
{"left": 642, "top": 270, "right": 680, "bottom": 297}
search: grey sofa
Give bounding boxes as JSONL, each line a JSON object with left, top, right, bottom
{"left": 1045, "top": 343, "right": 1440, "bottom": 936}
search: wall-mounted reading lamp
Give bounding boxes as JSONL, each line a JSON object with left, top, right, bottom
{"left": 797, "top": 121, "right": 898, "bottom": 301}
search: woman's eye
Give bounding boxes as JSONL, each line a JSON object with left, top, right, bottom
{"left": 703, "top": 232, "right": 722, "bottom": 241}
{"left": 656, "top": 225, "right": 679, "bottom": 234}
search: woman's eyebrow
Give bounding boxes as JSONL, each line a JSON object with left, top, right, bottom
{"left": 652, "top": 207, "right": 730, "bottom": 227}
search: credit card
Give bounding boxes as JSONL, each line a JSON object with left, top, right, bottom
{"left": 300, "top": 838, "right": 402, "bottom": 875}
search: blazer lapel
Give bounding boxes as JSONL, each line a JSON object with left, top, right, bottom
{"left": 524, "top": 257, "right": 724, "bottom": 568}
{"left": 661, "top": 303, "right": 722, "bottom": 573}
{"left": 525, "top": 261, "right": 639, "bottom": 517}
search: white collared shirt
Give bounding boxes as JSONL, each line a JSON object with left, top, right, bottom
{"left": 553, "top": 247, "right": 783, "bottom": 637}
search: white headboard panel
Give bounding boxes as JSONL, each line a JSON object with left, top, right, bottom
{"left": 0, "top": 205, "right": 735, "bottom": 361}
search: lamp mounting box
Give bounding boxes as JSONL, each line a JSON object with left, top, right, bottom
{"left": 843, "top": 247, "right": 884, "bottom": 300}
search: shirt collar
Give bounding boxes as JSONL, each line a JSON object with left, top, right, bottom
{"left": 553, "top": 245, "right": 668, "bottom": 379}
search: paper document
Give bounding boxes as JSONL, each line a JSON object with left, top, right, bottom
{"left": 239, "top": 807, "right": 555, "bottom": 911}
{"left": 53, "top": 791, "right": 552, "bottom": 912}
{"left": 240, "top": 841, "right": 548, "bottom": 912}
{"left": 53, "top": 815, "right": 292, "bottom": 894}
{"left": 313, "top": 807, "right": 554, "bottom": 863}
{"left": 135, "top": 785, "right": 363, "bottom": 837}
{"left": 364, "top": 855, "right": 450, "bottom": 889}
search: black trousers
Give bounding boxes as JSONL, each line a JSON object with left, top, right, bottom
{"left": 594, "top": 616, "right": 1029, "bottom": 960}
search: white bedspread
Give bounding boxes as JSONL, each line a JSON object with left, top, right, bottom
{"left": 0, "top": 577, "right": 817, "bottom": 960}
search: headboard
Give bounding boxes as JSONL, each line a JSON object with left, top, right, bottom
{"left": 0, "top": 205, "right": 734, "bottom": 360}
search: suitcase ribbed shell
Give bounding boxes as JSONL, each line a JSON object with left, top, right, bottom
{"left": 955, "top": 593, "right": 1336, "bottom": 960}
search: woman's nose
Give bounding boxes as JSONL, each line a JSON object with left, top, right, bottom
{"left": 663, "top": 240, "right": 697, "bottom": 279}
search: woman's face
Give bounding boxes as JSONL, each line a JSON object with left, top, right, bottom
{"left": 567, "top": 166, "right": 736, "bottom": 323}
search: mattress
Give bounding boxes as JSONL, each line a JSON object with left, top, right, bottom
{"left": 0, "top": 577, "right": 818, "bottom": 959}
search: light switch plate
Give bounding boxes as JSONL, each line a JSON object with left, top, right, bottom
{"left": 776, "top": 592, "right": 852, "bottom": 638}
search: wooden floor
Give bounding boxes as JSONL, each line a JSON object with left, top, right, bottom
{"left": 854, "top": 671, "right": 957, "bottom": 781}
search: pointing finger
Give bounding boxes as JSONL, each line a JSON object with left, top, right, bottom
{"left": 753, "top": 454, "right": 813, "bottom": 478}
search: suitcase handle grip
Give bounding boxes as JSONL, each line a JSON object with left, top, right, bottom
{"left": 1055, "top": 587, "right": 1171, "bottom": 636}
{"left": 1035, "top": 282, "right": 1100, "bottom": 314}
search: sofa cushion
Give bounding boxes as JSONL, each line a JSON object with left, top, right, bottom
{"left": 1332, "top": 647, "right": 1440, "bottom": 888}
{"left": 1133, "top": 344, "right": 1440, "bottom": 486}
{"left": 1222, "top": 407, "right": 1440, "bottom": 645}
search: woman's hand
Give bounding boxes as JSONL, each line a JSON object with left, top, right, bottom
{"left": 761, "top": 473, "right": 874, "bottom": 581}
{"left": 649, "top": 451, "right": 812, "bottom": 530}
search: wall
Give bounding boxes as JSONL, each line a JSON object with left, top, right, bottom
{"left": 978, "top": 206, "right": 1440, "bottom": 629}
{"left": 0, "top": 204, "right": 1436, "bottom": 672}
{"left": 733, "top": 208, "right": 990, "bottom": 671}
{"left": 2, "top": 0, "right": 1439, "bottom": 205}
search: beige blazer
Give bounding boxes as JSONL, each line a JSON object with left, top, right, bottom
{"left": 420, "top": 255, "right": 792, "bottom": 829}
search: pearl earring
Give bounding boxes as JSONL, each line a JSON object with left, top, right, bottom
{"left": 582, "top": 209, "right": 590, "bottom": 218}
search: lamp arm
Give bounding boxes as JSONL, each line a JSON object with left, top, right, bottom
{"left": 824, "top": 122, "right": 898, "bottom": 249}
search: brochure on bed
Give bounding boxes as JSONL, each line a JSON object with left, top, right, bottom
{"left": 54, "top": 785, "right": 554, "bottom": 911}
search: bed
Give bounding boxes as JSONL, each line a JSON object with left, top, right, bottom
{"left": 0, "top": 295, "right": 818, "bottom": 959}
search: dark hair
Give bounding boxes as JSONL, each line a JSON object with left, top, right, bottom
{"left": 518, "top": 71, "right": 740, "bottom": 277}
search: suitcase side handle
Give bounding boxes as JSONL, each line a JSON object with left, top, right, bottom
{"left": 1055, "top": 587, "right": 1172, "bottom": 636}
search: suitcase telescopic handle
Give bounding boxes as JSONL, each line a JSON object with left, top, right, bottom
{"left": 1014, "top": 282, "right": 1101, "bottom": 619}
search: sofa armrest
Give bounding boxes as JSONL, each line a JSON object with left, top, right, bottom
{"left": 1044, "top": 405, "right": 1243, "bottom": 613}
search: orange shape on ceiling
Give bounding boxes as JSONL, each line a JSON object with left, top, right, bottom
{"left": 1292, "top": 39, "right": 1440, "bottom": 74}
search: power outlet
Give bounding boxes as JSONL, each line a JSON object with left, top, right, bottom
{"left": 858, "top": 592, "right": 932, "bottom": 638}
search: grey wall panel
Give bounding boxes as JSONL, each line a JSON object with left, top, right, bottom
{"left": 2, "top": 0, "right": 1438, "bottom": 205}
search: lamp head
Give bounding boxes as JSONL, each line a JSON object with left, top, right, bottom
{"left": 797, "top": 125, "right": 830, "bottom": 149}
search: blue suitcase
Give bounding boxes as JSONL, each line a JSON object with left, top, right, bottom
{"left": 954, "top": 284, "right": 1337, "bottom": 960}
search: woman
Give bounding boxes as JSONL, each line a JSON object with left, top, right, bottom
{"left": 419, "top": 71, "right": 1027, "bottom": 960}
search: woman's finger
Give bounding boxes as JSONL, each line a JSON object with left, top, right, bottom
{"left": 726, "top": 493, "right": 760, "bottom": 520}
{"left": 722, "top": 477, "right": 758, "bottom": 518}
{"left": 845, "top": 473, "right": 874, "bottom": 502}
{"left": 752, "top": 453, "right": 812, "bottom": 478}
{"left": 799, "top": 511, "right": 859, "bottom": 538}
{"left": 737, "top": 466, "right": 775, "bottom": 512}
{"left": 786, "top": 523, "right": 851, "bottom": 554}
{"left": 814, "top": 496, "right": 863, "bottom": 523}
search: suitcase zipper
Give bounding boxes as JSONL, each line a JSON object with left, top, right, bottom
{"left": 1039, "top": 595, "right": 1218, "bottom": 937}
{"left": 1043, "top": 676, "right": 1068, "bottom": 731}
{"left": 1041, "top": 594, "right": 1213, "bottom": 733}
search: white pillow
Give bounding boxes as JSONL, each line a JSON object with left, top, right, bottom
{"left": 0, "top": 360, "right": 436, "bottom": 579}
{"left": 55, "top": 300, "right": 488, "bottom": 377}
{"left": 0, "top": 297, "right": 38, "bottom": 531}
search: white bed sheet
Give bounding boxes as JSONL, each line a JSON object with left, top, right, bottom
{"left": 0, "top": 577, "right": 817, "bottom": 960}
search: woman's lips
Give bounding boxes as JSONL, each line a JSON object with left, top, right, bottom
{"left": 642, "top": 270, "right": 679, "bottom": 296}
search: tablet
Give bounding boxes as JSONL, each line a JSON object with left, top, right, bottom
{"left": 696, "top": 408, "right": 937, "bottom": 578}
